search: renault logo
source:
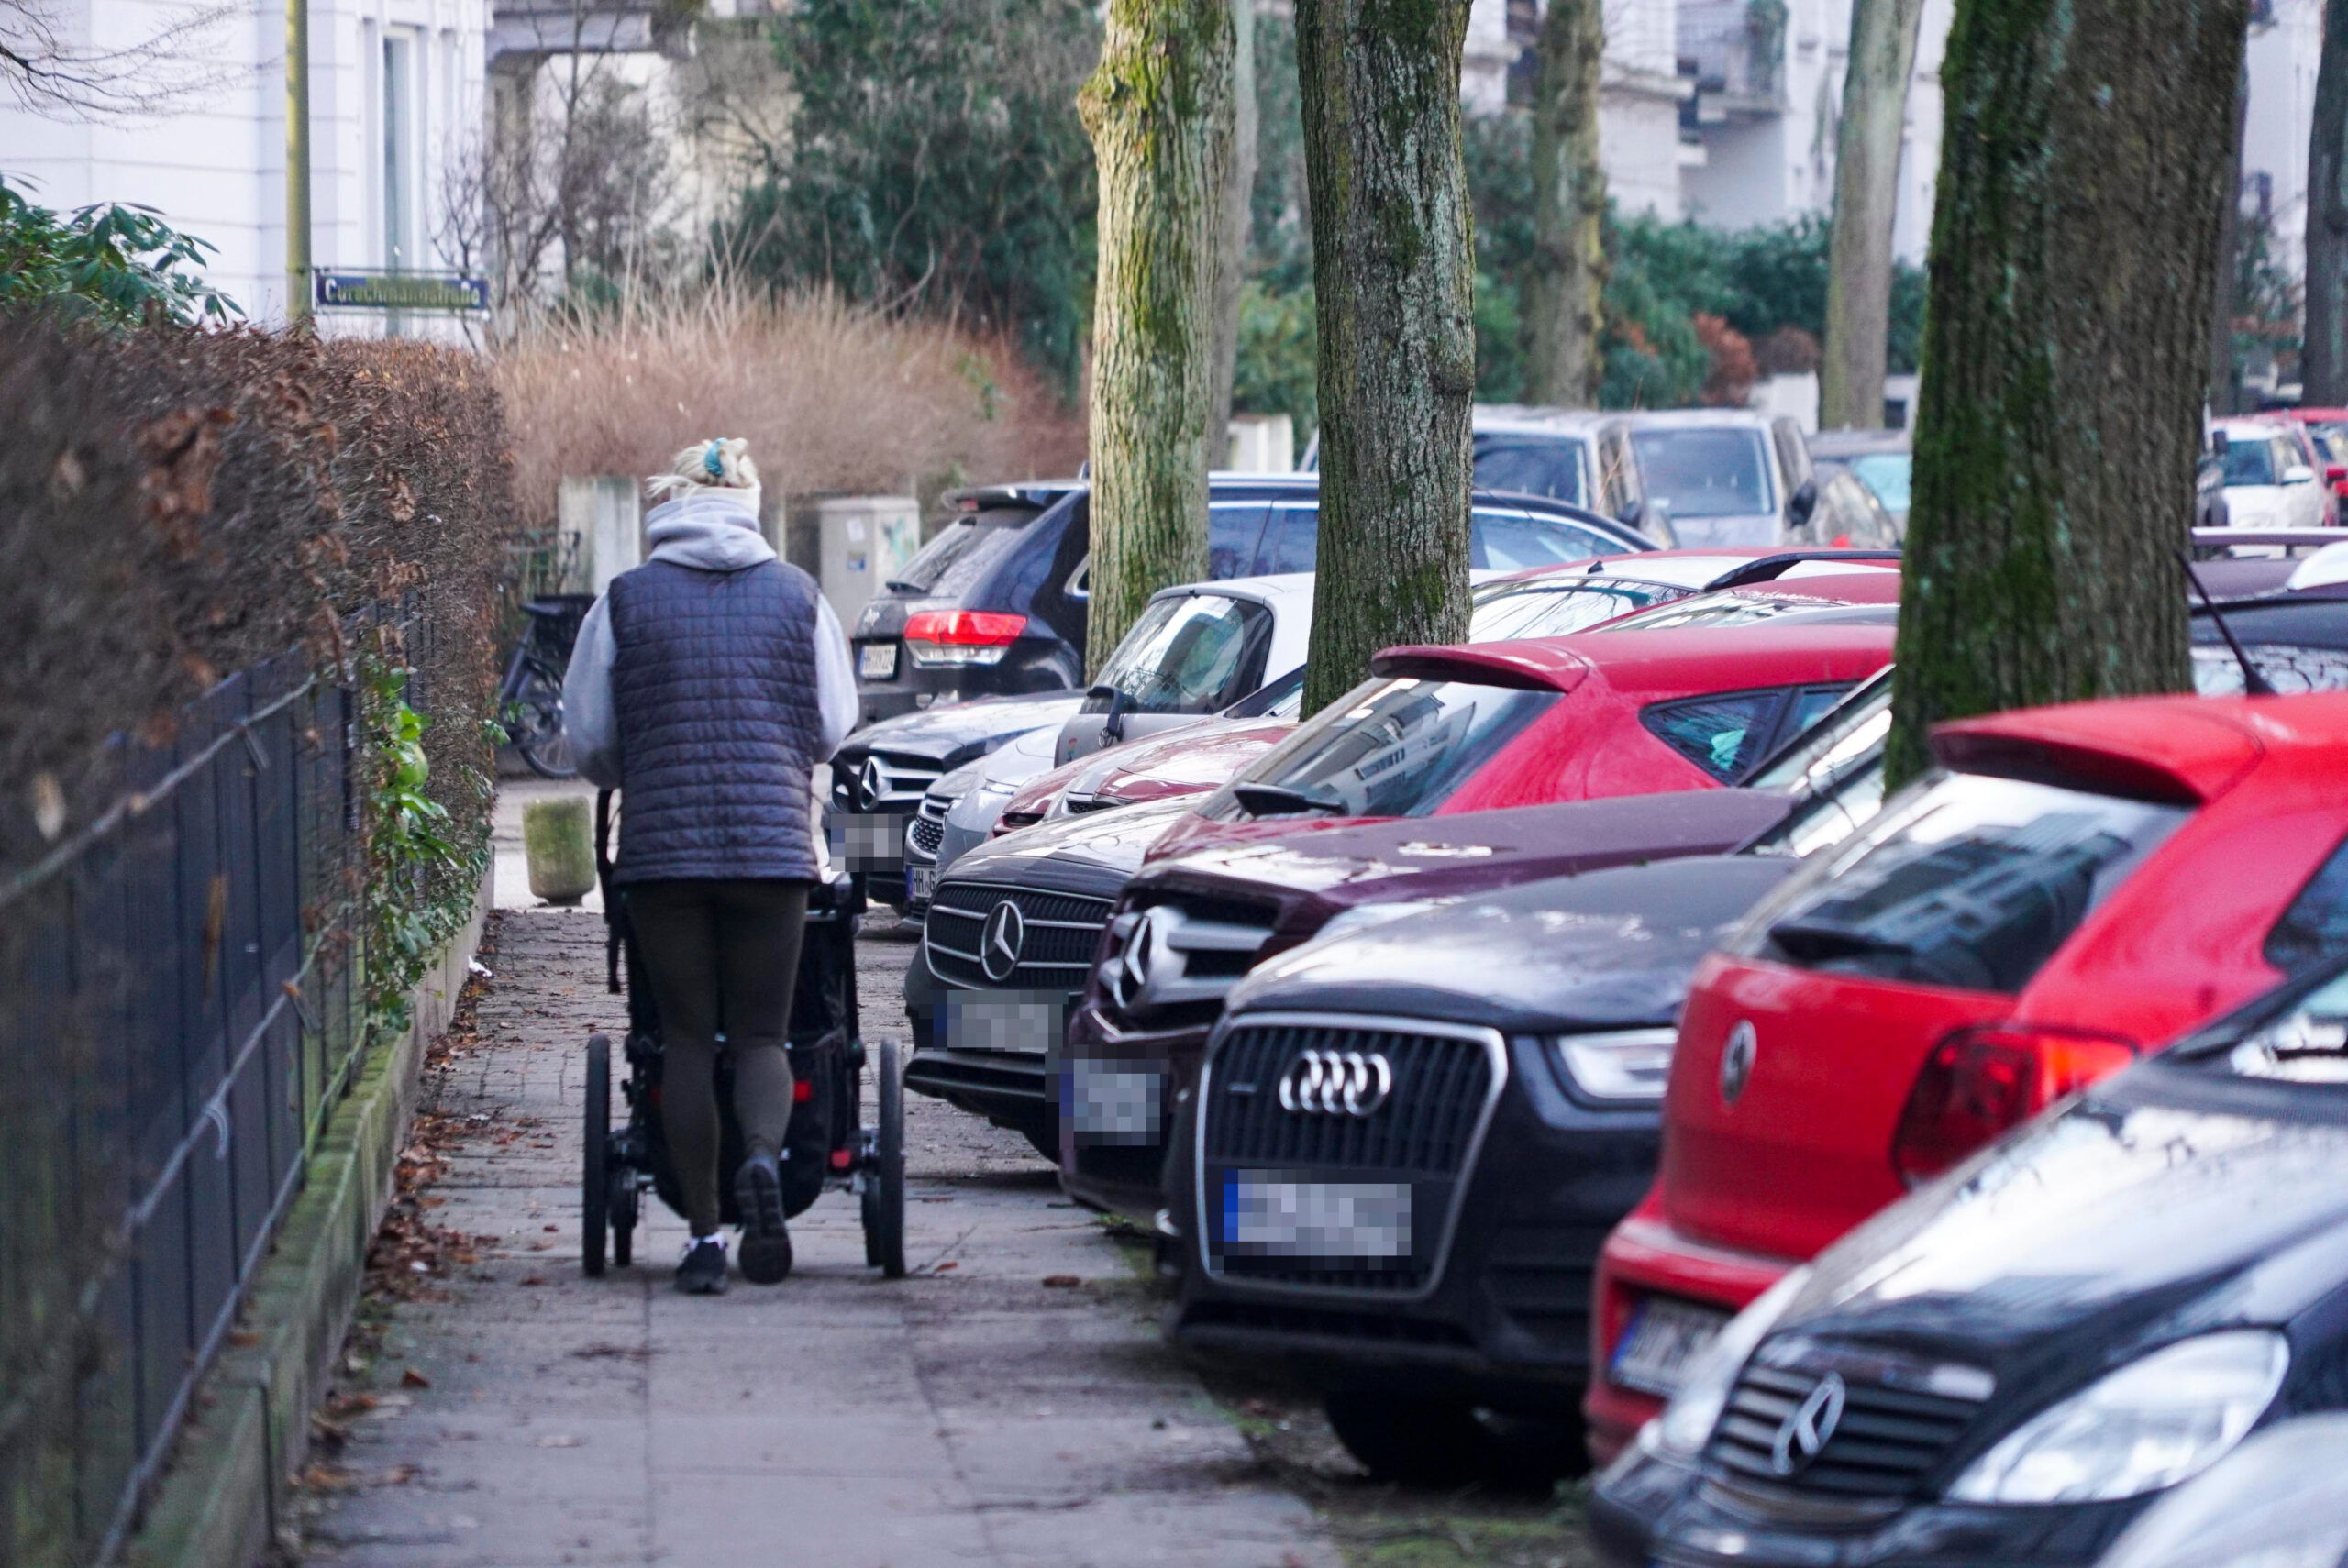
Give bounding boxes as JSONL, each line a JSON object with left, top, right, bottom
{"left": 857, "top": 756, "right": 886, "bottom": 812}
{"left": 980, "top": 900, "right": 1026, "bottom": 982}
{"left": 1770, "top": 1371, "right": 1846, "bottom": 1477}
{"left": 1276, "top": 1050, "right": 1393, "bottom": 1117}
{"left": 1111, "top": 907, "right": 1165, "bottom": 1012}
{"left": 1720, "top": 1020, "right": 1758, "bottom": 1106}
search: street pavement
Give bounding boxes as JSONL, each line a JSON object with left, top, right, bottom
{"left": 291, "top": 900, "right": 1340, "bottom": 1568}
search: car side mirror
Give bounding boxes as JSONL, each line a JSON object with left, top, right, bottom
{"left": 1091, "top": 684, "right": 1132, "bottom": 746}
{"left": 2283, "top": 465, "right": 2318, "bottom": 486}
{"left": 1788, "top": 479, "right": 1820, "bottom": 526}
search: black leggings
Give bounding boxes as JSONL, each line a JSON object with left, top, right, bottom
{"left": 624, "top": 878, "right": 808, "bottom": 1236}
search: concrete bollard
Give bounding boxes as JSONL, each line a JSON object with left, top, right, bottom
{"left": 523, "top": 795, "right": 596, "bottom": 905}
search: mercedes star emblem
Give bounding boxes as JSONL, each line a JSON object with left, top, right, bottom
{"left": 980, "top": 900, "right": 1026, "bottom": 982}
{"left": 857, "top": 756, "right": 885, "bottom": 812}
{"left": 1720, "top": 1020, "right": 1758, "bottom": 1106}
{"left": 1111, "top": 907, "right": 1164, "bottom": 1013}
{"left": 1276, "top": 1049, "right": 1394, "bottom": 1118}
{"left": 1769, "top": 1371, "right": 1846, "bottom": 1477}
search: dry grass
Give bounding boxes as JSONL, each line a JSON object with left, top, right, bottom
{"left": 492, "top": 283, "right": 1088, "bottom": 523}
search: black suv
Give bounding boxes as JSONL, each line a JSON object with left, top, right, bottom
{"left": 850, "top": 477, "right": 1646, "bottom": 725}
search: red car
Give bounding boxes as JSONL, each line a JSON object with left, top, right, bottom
{"left": 1585, "top": 690, "right": 2348, "bottom": 1463}
{"left": 994, "top": 714, "right": 1297, "bottom": 832}
{"left": 1143, "top": 613, "right": 1898, "bottom": 867}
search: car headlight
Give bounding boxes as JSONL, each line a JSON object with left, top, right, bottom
{"left": 1947, "top": 1331, "right": 2288, "bottom": 1505}
{"left": 1632, "top": 1265, "right": 1814, "bottom": 1466}
{"left": 1555, "top": 1028, "right": 1678, "bottom": 1101}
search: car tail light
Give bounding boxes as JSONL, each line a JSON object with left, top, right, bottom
{"left": 1891, "top": 1023, "right": 2138, "bottom": 1187}
{"left": 903, "top": 610, "right": 1026, "bottom": 668}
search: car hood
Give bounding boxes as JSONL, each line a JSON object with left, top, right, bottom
{"left": 1093, "top": 717, "right": 1295, "bottom": 804}
{"left": 1222, "top": 854, "right": 1802, "bottom": 1033}
{"left": 1780, "top": 1062, "right": 2348, "bottom": 1375}
{"left": 938, "top": 796, "right": 1197, "bottom": 901}
{"left": 842, "top": 691, "right": 1085, "bottom": 767}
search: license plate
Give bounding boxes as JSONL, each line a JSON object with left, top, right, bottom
{"left": 858, "top": 642, "right": 898, "bottom": 679}
{"left": 1610, "top": 1297, "right": 1732, "bottom": 1397}
{"left": 941, "top": 989, "right": 1063, "bottom": 1055}
{"left": 1219, "top": 1172, "right": 1411, "bottom": 1261}
{"left": 1066, "top": 1063, "right": 1161, "bottom": 1144}
{"left": 907, "top": 864, "right": 936, "bottom": 903}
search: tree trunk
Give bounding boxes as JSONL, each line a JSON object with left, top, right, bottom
{"left": 1819, "top": 0, "right": 1927, "bottom": 430}
{"left": 1885, "top": 0, "right": 2247, "bottom": 787}
{"left": 1210, "top": 0, "right": 1259, "bottom": 449}
{"left": 1296, "top": 0, "right": 1478, "bottom": 715}
{"left": 1079, "top": 0, "right": 1235, "bottom": 676}
{"left": 1521, "top": 0, "right": 1609, "bottom": 409}
{"left": 2305, "top": 0, "right": 2348, "bottom": 404}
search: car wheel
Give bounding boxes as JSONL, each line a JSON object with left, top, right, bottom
{"left": 1323, "top": 1395, "right": 1587, "bottom": 1492}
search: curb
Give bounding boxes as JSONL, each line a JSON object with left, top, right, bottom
{"left": 125, "top": 872, "right": 492, "bottom": 1568}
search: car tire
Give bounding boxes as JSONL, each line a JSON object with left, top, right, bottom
{"left": 1323, "top": 1395, "right": 1587, "bottom": 1492}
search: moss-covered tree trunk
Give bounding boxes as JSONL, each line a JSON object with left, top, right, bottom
{"left": 2304, "top": 0, "right": 2348, "bottom": 403}
{"left": 1210, "top": 0, "right": 1258, "bottom": 450}
{"left": 1521, "top": 0, "right": 1608, "bottom": 410}
{"left": 1886, "top": 0, "right": 2247, "bottom": 786}
{"left": 1080, "top": 0, "right": 1235, "bottom": 675}
{"left": 1819, "top": 0, "right": 1927, "bottom": 430}
{"left": 1297, "top": 0, "right": 1478, "bottom": 714}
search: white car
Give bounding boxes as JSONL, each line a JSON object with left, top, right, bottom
{"left": 2212, "top": 416, "right": 2334, "bottom": 533}
{"left": 1057, "top": 573, "right": 1317, "bottom": 763}
{"left": 1622, "top": 408, "right": 1819, "bottom": 548}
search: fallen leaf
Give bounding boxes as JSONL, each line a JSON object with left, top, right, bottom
{"left": 401, "top": 1368, "right": 430, "bottom": 1388}
{"left": 1042, "top": 1275, "right": 1080, "bottom": 1288}
{"left": 519, "top": 1275, "right": 546, "bottom": 1286}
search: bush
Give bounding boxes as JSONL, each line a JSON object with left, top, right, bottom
{"left": 0, "top": 175, "right": 239, "bottom": 327}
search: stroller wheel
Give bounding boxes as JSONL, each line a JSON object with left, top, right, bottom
{"left": 861, "top": 1036, "right": 907, "bottom": 1278}
{"left": 583, "top": 1033, "right": 611, "bottom": 1276}
{"left": 611, "top": 1168, "right": 637, "bottom": 1269}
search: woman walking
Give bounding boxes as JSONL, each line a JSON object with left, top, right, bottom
{"left": 563, "top": 439, "right": 858, "bottom": 1293}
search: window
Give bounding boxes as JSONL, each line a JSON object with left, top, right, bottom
{"left": 1257, "top": 504, "right": 1318, "bottom": 574}
{"left": 2219, "top": 438, "right": 2278, "bottom": 487}
{"left": 1209, "top": 503, "right": 1269, "bottom": 578}
{"left": 1630, "top": 428, "right": 1776, "bottom": 524}
{"left": 1468, "top": 579, "right": 1678, "bottom": 640}
{"left": 1468, "top": 508, "right": 1625, "bottom": 570}
{"left": 382, "top": 33, "right": 417, "bottom": 269}
{"left": 1642, "top": 690, "right": 1790, "bottom": 782}
{"left": 1846, "top": 453, "right": 1911, "bottom": 514}
{"left": 887, "top": 506, "right": 1041, "bottom": 596}
{"left": 2266, "top": 834, "right": 2348, "bottom": 974}
{"left": 1594, "top": 590, "right": 1839, "bottom": 633}
{"left": 1729, "top": 774, "right": 2192, "bottom": 994}
{"left": 1473, "top": 436, "right": 1592, "bottom": 507}
{"left": 1746, "top": 672, "right": 1893, "bottom": 793}
{"left": 1218, "top": 677, "right": 1559, "bottom": 819}
{"left": 2205, "top": 968, "right": 2348, "bottom": 1084}
{"left": 1087, "top": 594, "right": 1273, "bottom": 715}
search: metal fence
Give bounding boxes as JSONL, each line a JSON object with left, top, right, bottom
{"left": 0, "top": 631, "right": 404, "bottom": 1566}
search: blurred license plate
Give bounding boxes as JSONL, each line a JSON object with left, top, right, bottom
{"left": 858, "top": 643, "right": 898, "bottom": 679}
{"left": 907, "top": 864, "right": 936, "bottom": 902}
{"left": 1067, "top": 1063, "right": 1161, "bottom": 1144}
{"left": 1220, "top": 1172, "right": 1411, "bottom": 1261}
{"left": 941, "top": 989, "right": 1062, "bottom": 1055}
{"left": 1610, "top": 1297, "right": 1732, "bottom": 1397}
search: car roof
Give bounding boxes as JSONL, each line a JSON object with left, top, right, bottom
{"left": 1807, "top": 427, "right": 1911, "bottom": 458}
{"left": 1370, "top": 621, "right": 1897, "bottom": 695}
{"left": 1932, "top": 691, "right": 2348, "bottom": 804}
{"left": 1479, "top": 547, "right": 1900, "bottom": 592}
{"left": 2213, "top": 416, "right": 2295, "bottom": 438}
{"left": 1149, "top": 571, "right": 1316, "bottom": 609}
{"left": 1471, "top": 403, "right": 1618, "bottom": 436}
{"left": 1620, "top": 408, "right": 1777, "bottom": 432}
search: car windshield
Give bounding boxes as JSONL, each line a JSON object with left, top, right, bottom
{"left": 1468, "top": 578, "right": 1678, "bottom": 639}
{"left": 1845, "top": 453, "right": 1911, "bottom": 513}
{"left": 1088, "top": 593, "right": 1272, "bottom": 715}
{"left": 1729, "top": 772, "right": 2191, "bottom": 993}
{"left": 1473, "top": 436, "right": 1591, "bottom": 507}
{"left": 2219, "top": 437, "right": 2279, "bottom": 487}
{"left": 1631, "top": 427, "right": 1775, "bottom": 522}
{"left": 888, "top": 505, "right": 1041, "bottom": 595}
{"left": 1218, "top": 676, "right": 1559, "bottom": 819}
{"left": 1469, "top": 508, "right": 1629, "bottom": 571}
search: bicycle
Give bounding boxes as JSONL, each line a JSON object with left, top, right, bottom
{"left": 499, "top": 594, "right": 595, "bottom": 778}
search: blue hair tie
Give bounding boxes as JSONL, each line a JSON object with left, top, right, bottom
{"left": 703, "top": 440, "right": 725, "bottom": 480}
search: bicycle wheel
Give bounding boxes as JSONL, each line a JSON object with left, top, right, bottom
{"left": 513, "top": 661, "right": 578, "bottom": 779}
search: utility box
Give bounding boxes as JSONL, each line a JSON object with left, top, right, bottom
{"left": 558, "top": 475, "right": 643, "bottom": 594}
{"left": 786, "top": 495, "right": 923, "bottom": 626}
{"left": 1227, "top": 414, "right": 1295, "bottom": 473}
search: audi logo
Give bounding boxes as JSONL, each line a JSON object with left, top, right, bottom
{"left": 1276, "top": 1049, "right": 1394, "bottom": 1117}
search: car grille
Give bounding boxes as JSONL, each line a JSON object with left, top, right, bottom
{"left": 1706, "top": 1352, "right": 1992, "bottom": 1499}
{"left": 905, "top": 808, "right": 946, "bottom": 862}
{"left": 1199, "top": 1016, "right": 1503, "bottom": 1295}
{"left": 925, "top": 880, "right": 1112, "bottom": 991}
{"left": 831, "top": 751, "right": 943, "bottom": 813}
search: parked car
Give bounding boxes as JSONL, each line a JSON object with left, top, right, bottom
{"left": 1068, "top": 668, "right": 1899, "bottom": 1222}
{"left": 1807, "top": 427, "right": 1911, "bottom": 532}
{"left": 912, "top": 619, "right": 1897, "bottom": 1162}
{"left": 1622, "top": 411, "right": 1817, "bottom": 548}
{"left": 2276, "top": 404, "right": 2348, "bottom": 505}
{"left": 1585, "top": 690, "right": 2348, "bottom": 1464}
{"left": 1057, "top": 574, "right": 1314, "bottom": 765}
{"left": 851, "top": 476, "right": 1650, "bottom": 725}
{"left": 1467, "top": 547, "right": 1899, "bottom": 644}
{"left": 1591, "top": 951, "right": 2348, "bottom": 1568}
{"left": 1468, "top": 405, "right": 1658, "bottom": 536}
{"left": 2099, "top": 1414, "right": 2348, "bottom": 1568}
{"left": 2210, "top": 416, "right": 2336, "bottom": 535}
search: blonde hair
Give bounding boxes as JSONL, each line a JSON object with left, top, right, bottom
{"left": 647, "top": 437, "right": 759, "bottom": 501}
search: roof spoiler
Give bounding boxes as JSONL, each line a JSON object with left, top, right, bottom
{"left": 1701, "top": 550, "right": 1902, "bottom": 591}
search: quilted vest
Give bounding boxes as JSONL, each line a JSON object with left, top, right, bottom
{"left": 605, "top": 557, "right": 822, "bottom": 884}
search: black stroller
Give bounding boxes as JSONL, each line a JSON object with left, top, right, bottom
{"left": 581, "top": 790, "right": 907, "bottom": 1278}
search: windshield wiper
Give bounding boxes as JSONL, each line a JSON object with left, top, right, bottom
{"left": 1232, "top": 782, "right": 1345, "bottom": 818}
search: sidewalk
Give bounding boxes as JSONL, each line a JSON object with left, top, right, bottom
{"left": 290, "top": 906, "right": 1337, "bottom": 1568}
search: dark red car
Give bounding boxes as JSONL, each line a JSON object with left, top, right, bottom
{"left": 1586, "top": 690, "right": 2348, "bottom": 1463}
